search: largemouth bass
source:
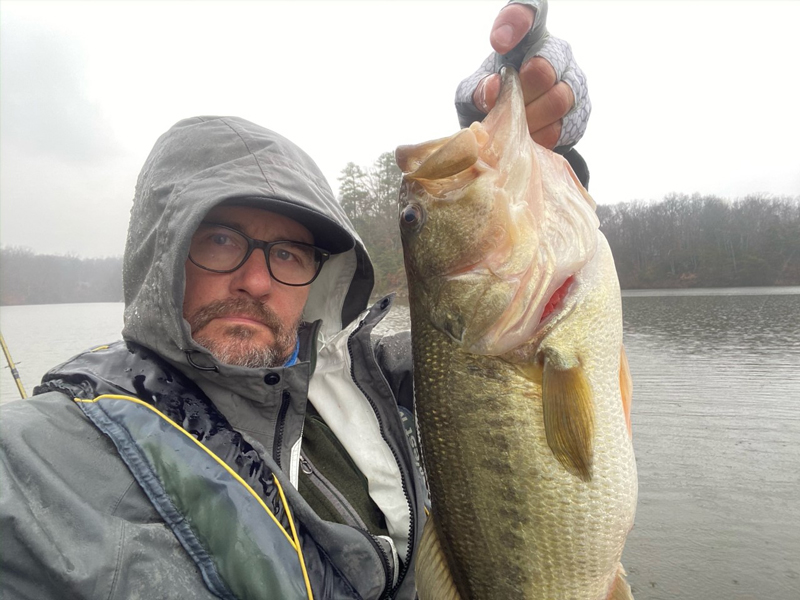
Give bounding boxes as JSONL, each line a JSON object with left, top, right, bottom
{"left": 396, "top": 68, "right": 637, "bottom": 600}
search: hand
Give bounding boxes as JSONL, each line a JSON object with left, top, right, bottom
{"left": 479, "top": 4, "right": 573, "bottom": 148}
{"left": 455, "top": 0, "right": 590, "bottom": 151}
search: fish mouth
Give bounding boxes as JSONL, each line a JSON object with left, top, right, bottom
{"left": 396, "top": 67, "right": 526, "bottom": 188}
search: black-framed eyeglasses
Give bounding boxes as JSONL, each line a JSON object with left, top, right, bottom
{"left": 189, "top": 222, "right": 331, "bottom": 286}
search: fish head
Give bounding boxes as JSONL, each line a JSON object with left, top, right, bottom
{"left": 396, "top": 67, "right": 600, "bottom": 356}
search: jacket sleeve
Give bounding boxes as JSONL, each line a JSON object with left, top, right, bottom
{"left": 0, "top": 392, "right": 218, "bottom": 600}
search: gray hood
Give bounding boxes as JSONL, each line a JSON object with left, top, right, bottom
{"left": 122, "top": 116, "right": 374, "bottom": 383}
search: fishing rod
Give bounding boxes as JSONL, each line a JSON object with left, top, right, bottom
{"left": 0, "top": 330, "right": 27, "bottom": 399}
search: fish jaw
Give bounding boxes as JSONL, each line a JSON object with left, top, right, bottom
{"left": 397, "top": 68, "right": 599, "bottom": 357}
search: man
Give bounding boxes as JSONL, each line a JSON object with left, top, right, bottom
{"left": 1, "top": 2, "right": 590, "bottom": 598}
{"left": 3, "top": 115, "right": 422, "bottom": 600}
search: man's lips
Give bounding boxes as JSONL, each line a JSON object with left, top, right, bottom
{"left": 213, "top": 315, "right": 270, "bottom": 328}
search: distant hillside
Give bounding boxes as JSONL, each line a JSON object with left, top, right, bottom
{"left": 0, "top": 248, "right": 122, "bottom": 305}
{"left": 597, "top": 193, "right": 800, "bottom": 289}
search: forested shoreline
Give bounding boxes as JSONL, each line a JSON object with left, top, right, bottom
{"left": 2, "top": 153, "right": 798, "bottom": 305}
{"left": 0, "top": 248, "right": 123, "bottom": 305}
{"left": 599, "top": 194, "right": 800, "bottom": 289}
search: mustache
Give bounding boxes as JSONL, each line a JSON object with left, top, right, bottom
{"left": 186, "top": 297, "right": 286, "bottom": 335}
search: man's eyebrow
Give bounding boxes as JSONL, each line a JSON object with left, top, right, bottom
{"left": 202, "top": 219, "right": 245, "bottom": 231}
{"left": 200, "top": 220, "right": 313, "bottom": 246}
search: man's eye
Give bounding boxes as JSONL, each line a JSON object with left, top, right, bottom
{"left": 211, "top": 233, "right": 233, "bottom": 246}
{"left": 274, "top": 248, "right": 296, "bottom": 262}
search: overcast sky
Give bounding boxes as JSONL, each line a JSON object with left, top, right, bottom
{"left": 1, "top": 0, "right": 798, "bottom": 258}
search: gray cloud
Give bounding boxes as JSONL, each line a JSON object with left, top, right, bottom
{"left": 0, "top": 14, "right": 122, "bottom": 163}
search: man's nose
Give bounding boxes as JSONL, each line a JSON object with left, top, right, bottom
{"left": 232, "top": 249, "right": 274, "bottom": 297}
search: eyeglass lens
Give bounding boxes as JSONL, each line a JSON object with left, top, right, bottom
{"left": 189, "top": 224, "right": 322, "bottom": 285}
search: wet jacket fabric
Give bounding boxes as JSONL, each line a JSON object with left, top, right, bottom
{"left": 0, "top": 116, "right": 425, "bottom": 599}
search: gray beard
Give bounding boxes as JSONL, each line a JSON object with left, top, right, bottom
{"left": 187, "top": 298, "right": 299, "bottom": 369}
{"left": 193, "top": 326, "right": 296, "bottom": 368}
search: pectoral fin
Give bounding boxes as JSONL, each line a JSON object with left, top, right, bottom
{"left": 619, "top": 345, "right": 633, "bottom": 438}
{"left": 542, "top": 358, "right": 594, "bottom": 481}
{"left": 416, "top": 516, "right": 462, "bottom": 600}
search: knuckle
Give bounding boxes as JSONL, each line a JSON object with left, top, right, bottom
{"left": 475, "top": 74, "right": 500, "bottom": 113}
{"left": 520, "top": 56, "right": 557, "bottom": 89}
{"left": 532, "top": 123, "right": 561, "bottom": 149}
{"left": 549, "top": 82, "right": 574, "bottom": 118}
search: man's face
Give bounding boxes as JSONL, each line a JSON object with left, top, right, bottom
{"left": 183, "top": 205, "right": 313, "bottom": 368}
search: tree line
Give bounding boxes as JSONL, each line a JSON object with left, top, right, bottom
{"left": 598, "top": 193, "right": 800, "bottom": 289}
{"left": 1, "top": 153, "right": 798, "bottom": 305}
{"left": 0, "top": 247, "right": 122, "bottom": 305}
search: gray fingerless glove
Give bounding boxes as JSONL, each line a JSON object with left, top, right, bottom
{"left": 454, "top": 0, "right": 591, "bottom": 151}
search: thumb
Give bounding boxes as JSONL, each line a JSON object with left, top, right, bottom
{"left": 490, "top": 3, "right": 535, "bottom": 54}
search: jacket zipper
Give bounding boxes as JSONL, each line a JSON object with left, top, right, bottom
{"left": 356, "top": 528, "right": 393, "bottom": 595}
{"left": 272, "top": 389, "right": 291, "bottom": 468}
{"left": 300, "top": 454, "right": 394, "bottom": 590}
{"left": 299, "top": 453, "right": 369, "bottom": 530}
{"left": 347, "top": 320, "right": 415, "bottom": 600}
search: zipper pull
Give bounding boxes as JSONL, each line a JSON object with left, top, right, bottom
{"left": 300, "top": 455, "right": 313, "bottom": 475}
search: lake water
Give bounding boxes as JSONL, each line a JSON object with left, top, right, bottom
{"left": 2, "top": 288, "right": 799, "bottom": 599}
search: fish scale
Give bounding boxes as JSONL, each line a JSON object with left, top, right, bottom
{"left": 411, "top": 317, "right": 529, "bottom": 596}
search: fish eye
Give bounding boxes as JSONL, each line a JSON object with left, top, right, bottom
{"left": 400, "top": 204, "right": 424, "bottom": 228}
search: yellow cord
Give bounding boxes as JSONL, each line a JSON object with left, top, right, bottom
{"left": 274, "top": 475, "right": 315, "bottom": 600}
